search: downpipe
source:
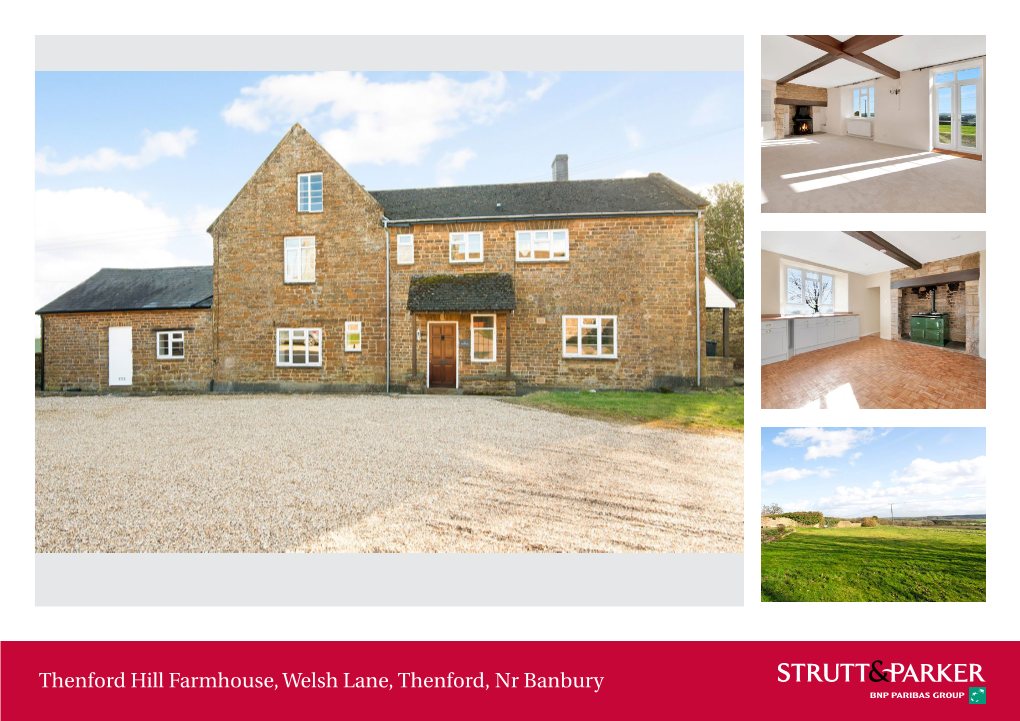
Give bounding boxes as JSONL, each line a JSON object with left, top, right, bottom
{"left": 695, "top": 210, "right": 702, "bottom": 387}
{"left": 384, "top": 217, "right": 390, "bottom": 395}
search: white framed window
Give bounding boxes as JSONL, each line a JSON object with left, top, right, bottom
{"left": 344, "top": 321, "right": 362, "bottom": 353}
{"left": 396, "top": 234, "right": 414, "bottom": 265}
{"left": 471, "top": 314, "right": 496, "bottom": 362}
{"left": 761, "top": 89, "right": 772, "bottom": 122}
{"left": 562, "top": 315, "right": 617, "bottom": 359}
{"left": 450, "top": 232, "right": 483, "bottom": 263}
{"left": 156, "top": 331, "right": 184, "bottom": 359}
{"left": 297, "top": 172, "right": 323, "bottom": 213}
{"left": 276, "top": 328, "right": 322, "bottom": 367}
{"left": 785, "top": 266, "right": 834, "bottom": 315}
{"left": 853, "top": 86, "right": 875, "bottom": 118}
{"left": 284, "top": 236, "right": 315, "bottom": 282}
{"left": 516, "top": 230, "right": 569, "bottom": 262}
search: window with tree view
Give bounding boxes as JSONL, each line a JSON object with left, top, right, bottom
{"left": 853, "top": 87, "right": 874, "bottom": 118}
{"left": 786, "top": 267, "right": 834, "bottom": 315}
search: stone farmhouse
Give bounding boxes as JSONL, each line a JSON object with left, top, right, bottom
{"left": 38, "top": 125, "right": 730, "bottom": 395}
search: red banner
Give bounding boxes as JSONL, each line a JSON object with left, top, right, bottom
{"left": 1, "top": 641, "right": 1014, "bottom": 718}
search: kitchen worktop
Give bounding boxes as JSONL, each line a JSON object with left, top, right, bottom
{"left": 761, "top": 313, "right": 860, "bottom": 320}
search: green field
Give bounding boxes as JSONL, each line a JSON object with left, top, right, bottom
{"left": 938, "top": 123, "right": 976, "bottom": 147}
{"left": 761, "top": 526, "right": 985, "bottom": 602}
{"left": 511, "top": 388, "right": 744, "bottom": 431}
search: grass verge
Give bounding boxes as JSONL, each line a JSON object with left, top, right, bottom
{"left": 508, "top": 388, "right": 743, "bottom": 432}
{"left": 761, "top": 526, "right": 986, "bottom": 602}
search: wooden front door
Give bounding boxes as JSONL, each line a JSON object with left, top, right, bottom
{"left": 429, "top": 323, "right": 457, "bottom": 388}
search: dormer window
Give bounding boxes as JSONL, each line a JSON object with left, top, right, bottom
{"left": 298, "top": 172, "right": 323, "bottom": 213}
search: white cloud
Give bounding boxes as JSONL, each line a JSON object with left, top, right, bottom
{"left": 35, "top": 188, "right": 213, "bottom": 315}
{"left": 817, "top": 456, "right": 986, "bottom": 517}
{"left": 761, "top": 467, "right": 833, "bottom": 485}
{"left": 941, "top": 432, "right": 955, "bottom": 444}
{"left": 849, "top": 452, "right": 863, "bottom": 466}
{"left": 525, "top": 73, "right": 559, "bottom": 101}
{"left": 773, "top": 427, "right": 875, "bottom": 459}
{"left": 436, "top": 148, "right": 477, "bottom": 186}
{"left": 36, "top": 128, "right": 198, "bottom": 175}
{"left": 624, "top": 126, "right": 643, "bottom": 149}
{"left": 222, "top": 71, "right": 555, "bottom": 166}
{"left": 617, "top": 169, "right": 647, "bottom": 179}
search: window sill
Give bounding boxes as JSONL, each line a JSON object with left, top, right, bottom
{"left": 284, "top": 280, "right": 316, "bottom": 284}
{"left": 450, "top": 260, "right": 484, "bottom": 264}
{"left": 517, "top": 258, "right": 570, "bottom": 263}
{"left": 562, "top": 355, "right": 619, "bottom": 361}
{"left": 471, "top": 358, "right": 497, "bottom": 364}
{"left": 297, "top": 210, "right": 323, "bottom": 214}
{"left": 156, "top": 356, "right": 186, "bottom": 361}
{"left": 276, "top": 363, "right": 323, "bottom": 368}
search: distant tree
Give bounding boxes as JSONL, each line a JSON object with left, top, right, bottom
{"left": 703, "top": 181, "right": 744, "bottom": 300}
{"left": 861, "top": 518, "right": 878, "bottom": 527}
{"left": 761, "top": 503, "right": 783, "bottom": 516}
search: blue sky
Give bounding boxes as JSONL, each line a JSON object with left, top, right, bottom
{"left": 761, "top": 427, "right": 986, "bottom": 518}
{"left": 34, "top": 70, "right": 743, "bottom": 319}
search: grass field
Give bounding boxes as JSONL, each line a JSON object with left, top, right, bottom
{"left": 761, "top": 526, "right": 985, "bottom": 602}
{"left": 510, "top": 389, "right": 744, "bottom": 432}
{"left": 938, "top": 123, "right": 976, "bottom": 147}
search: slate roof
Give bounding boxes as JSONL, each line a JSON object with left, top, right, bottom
{"left": 37, "top": 266, "right": 214, "bottom": 314}
{"left": 371, "top": 173, "right": 707, "bottom": 221}
{"left": 407, "top": 273, "right": 516, "bottom": 312}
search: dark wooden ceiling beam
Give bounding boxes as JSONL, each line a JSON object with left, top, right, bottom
{"left": 776, "top": 54, "right": 839, "bottom": 85}
{"left": 842, "top": 52, "right": 900, "bottom": 79}
{"left": 782, "top": 35, "right": 902, "bottom": 84}
{"left": 844, "top": 231, "right": 923, "bottom": 270}
{"left": 841, "top": 35, "right": 901, "bottom": 56}
{"left": 788, "top": 35, "right": 845, "bottom": 55}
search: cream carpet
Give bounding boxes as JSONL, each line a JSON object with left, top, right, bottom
{"left": 761, "top": 134, "right": 985, "bottom": 213}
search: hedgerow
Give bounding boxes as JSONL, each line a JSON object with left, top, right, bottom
{"left": 763, "top": 511, "right": 823, "bottom": 526}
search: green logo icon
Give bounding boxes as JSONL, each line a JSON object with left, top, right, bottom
{"left": 968, "top": 687, "right": 986, "bottom": 704}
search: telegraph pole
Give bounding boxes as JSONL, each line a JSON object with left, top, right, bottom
{"left": 890, "top": 504, "right": 895, "bottom": 524}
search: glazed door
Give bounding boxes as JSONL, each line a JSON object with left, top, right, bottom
{"left": 429, "top": 323, "right": 458, "bottom": 388}
{"left": 933, "top": 64, "right": 982, "bottom": 154}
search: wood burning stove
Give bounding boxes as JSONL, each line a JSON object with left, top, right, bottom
{"left": 792, "top": 106, "right": 813, "bottom": 135}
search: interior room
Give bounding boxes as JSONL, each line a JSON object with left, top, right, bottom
{"left": 761, "top": 35, "right": 986, "bottom": 213}
{"left": 760, "top": 231, "right": 986, "bottom": 409}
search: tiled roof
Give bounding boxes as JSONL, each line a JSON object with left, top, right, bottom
{"left": 37, "top": 267, "right": 213, "bottom": 314}
{"left": 407, "top": 273, "right": 516, "bottom": 312}
{"left": 371, "top": 173, "right": 707, "bottom": 221}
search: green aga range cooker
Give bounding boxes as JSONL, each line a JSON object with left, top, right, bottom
{"left": 910, "top": 312, "right": 949, "bottom": 346}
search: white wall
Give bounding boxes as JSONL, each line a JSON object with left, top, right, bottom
{"left": 873, "top": 70, "right": 930, "bottom": 150}
{"left": 864, "top": 270, "right": 892, "bottom": 339}
{"left": 761, "top": 79, "right": 776, "bottom": 140}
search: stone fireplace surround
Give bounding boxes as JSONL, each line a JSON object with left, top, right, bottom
{"left": 889, "top": 253, "right": 981, "bottom": 357}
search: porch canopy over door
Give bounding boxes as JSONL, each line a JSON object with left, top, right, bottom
{"left": 407, "top": 273, "right": 517, "bottom": 380}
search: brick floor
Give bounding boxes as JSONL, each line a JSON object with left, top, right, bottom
{"left": 761, "top": 336, "right": 986, "bottom": 409}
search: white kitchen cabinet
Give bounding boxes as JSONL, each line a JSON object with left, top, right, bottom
{"left": 792, "top": 318, "right": 818, "bottom": 349}
{"left": 761, "top": 320, "right": 789, "bottom": 365}
{"left": 792, "top": 315, "right": 860, "bottom": 357}
{"left": 816, "top": 318, "right": 835, "bottom": 344}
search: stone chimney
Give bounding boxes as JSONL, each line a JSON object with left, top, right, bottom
{"left": 551, "top": 154, "right": 569, "bottom": 181}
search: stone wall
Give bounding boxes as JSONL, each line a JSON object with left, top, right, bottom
{"left": 199, "top": 123, "right": 712, "bottom": 393}
{"left": 41, "top": 309, "right": 214, "bottom": 391}
{"left": 35, "top": 352, "right": 42, "bottom": 389}
{"left": 209, "top": 125, "right": 389, "bottom": 392}
{"left": 889, "top": 252, "right": 981, "bottom": 356}
{"left": 390, "top": 215, "right": 708, "bottom": 391}
{"left": 705, "top": 299, "right": 744, "bottom": 369}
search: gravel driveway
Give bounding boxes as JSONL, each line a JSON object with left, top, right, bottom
{"left": 36, "top": 395, "right": 743, "bottom": 553}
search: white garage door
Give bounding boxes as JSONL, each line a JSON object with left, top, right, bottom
{"left": 108, "top": 326, "right": 133, "bottom": 386}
